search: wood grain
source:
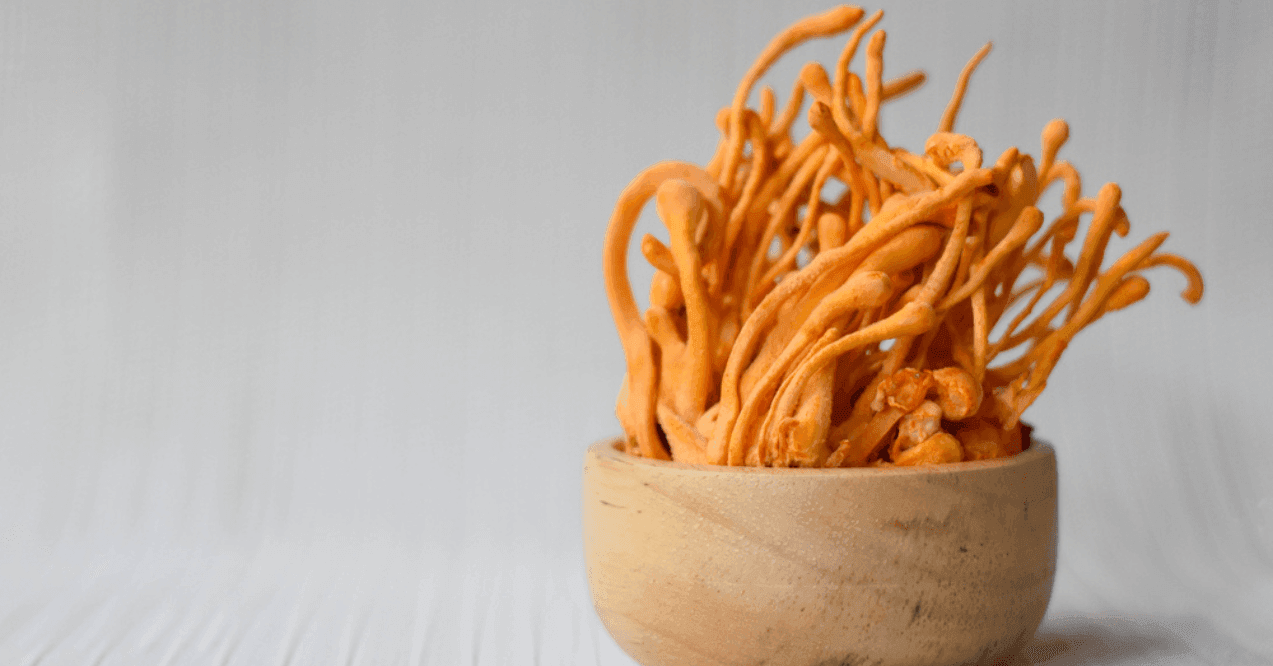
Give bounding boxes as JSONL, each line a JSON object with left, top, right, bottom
{"left": 584, "top": 439, "right": 1057, "bottom": 666}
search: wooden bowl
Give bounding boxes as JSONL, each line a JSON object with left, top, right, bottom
{"left": 582, "top": 438, "right": 1057, "bottom": 666}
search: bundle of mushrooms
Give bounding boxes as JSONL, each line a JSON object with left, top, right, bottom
{"left": 603, "top": 6, "right": 1203, "bottom": 467}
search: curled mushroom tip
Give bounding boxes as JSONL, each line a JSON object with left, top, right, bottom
{"left": 821, "top": 5, "right": 867, "bottom": 30}
{"left": 1043, "top": 118, "right": 1069, "bottom": 147}
{"left": 656, "top": 179, "right": 704, "bottom": 217}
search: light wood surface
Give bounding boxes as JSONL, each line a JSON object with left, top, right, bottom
{"left": 584, "top": 439, "right": 1057, "bottom": 666}
{"left": 1, "top": 542, "right": 1267, "bottom": 665}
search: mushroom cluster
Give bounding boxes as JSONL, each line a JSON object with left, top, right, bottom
{"left": 603, "top": 6, "right": 1203, "bottom": 467}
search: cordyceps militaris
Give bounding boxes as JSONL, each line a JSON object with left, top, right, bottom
{"left": 602, "top": 6, "right": 1203, "bottom": 468}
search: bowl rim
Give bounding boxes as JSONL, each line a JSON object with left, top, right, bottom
{"left": 589, "top": 436, "right": 1053, "bottom": 477}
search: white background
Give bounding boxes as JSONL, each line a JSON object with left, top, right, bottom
{"left": 1, "top": 0, "right": 1270, "bottom": 663}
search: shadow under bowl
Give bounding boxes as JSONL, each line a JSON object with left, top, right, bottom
{"left": 583, "top": 438, "right": 1057, "bottom": 666}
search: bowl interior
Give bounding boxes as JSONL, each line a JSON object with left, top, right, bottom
{"left": 595, "top": 434, "right": 1049, "bottom": 475}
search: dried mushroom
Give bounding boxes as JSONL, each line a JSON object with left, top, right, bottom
{"left": 603, "top": 6, "right": 1202, "bottom": 467}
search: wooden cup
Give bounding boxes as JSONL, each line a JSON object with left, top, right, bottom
{"left": 583, "top": 438, "right": 1057, "bottom": 666}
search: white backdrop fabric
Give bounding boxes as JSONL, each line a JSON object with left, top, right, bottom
{"left": 1, "top": 0, "right": 1270, "bottom": 663}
